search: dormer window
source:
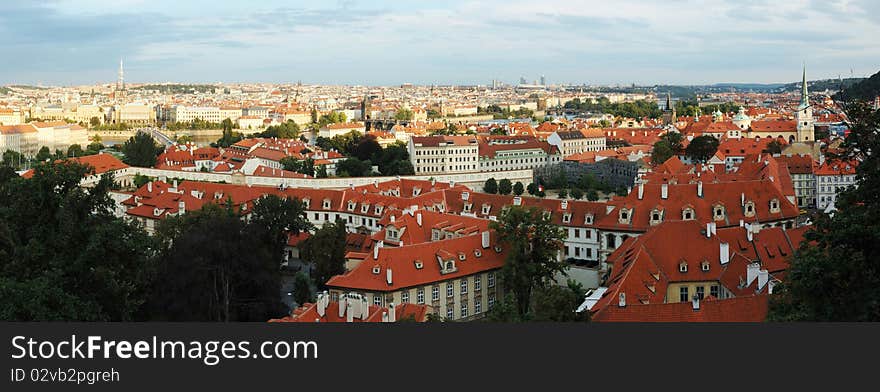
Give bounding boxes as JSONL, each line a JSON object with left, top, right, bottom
{"left": 473, "top": 249, "right": 482, "bottom": 258}
{"left": 494, "top": 245, "right": 502, "bottom": 253}
{"left": 584, "top": 214, "right": 594, "bottom": 225}
{"left": 744, "top": 201, "right": 755, "bottom": 217}
{"left": 701, "top": 260, "right": 710, "bottom": 272}
{"left": 769, "top": 199, "right": 780, "bottom": 213}
{"left": 372, "top": 266, "right": 381, "bottom": 274}
{"left": 458, "top": 253, "right": 466, "bottom": 261}
{"left": 650, "top": 209, "right": 663, "bottom": 225}
{"left": 562, "top": 213, "right": 572, "bottom": 223}
{"left": 561, "top": 200, "right": 568, "bottom": 210}
{"left": 481, "top": 204, "right": 491, "bottom": 215}
{"left": 412, "top": 187, "right": 421, "bottom": 196}
{"left": 302, "top": 198, "right": 311, "bottom": 209}
{"left": 542, "top": 210, "right": 551, "bottom": 220}
{"left": 347, "top": 201, "right": 356, "bottom": 211}
{"left": 322, "top": 199, "right": 331, "bottom": 209}
{"left": 713, "top": 205, "right": 725, "bottom": 221}
{"left": 414, "top": 260, "right": 423, "bottom": 269}
{"left": 463, "top": 203, "right": 472, "bottom": 213}
{"left": 679, "top": 261, "right": 688, "bottom": 273}
{"left": 513, "top": 197, "right": 521, "bottom": 206}
{"left": 431, "top": 229, "right": 440, "bottom": 241}
{"left": 682, "top": 208, "right": 694, "bottom": 221}
{"left": 361, "top": 204, "right": 369, "bottom": 214}
{"left": 618, "top": 208, "right": 632, "bottom": 224}
{"left": 374, "top": 205, "right": 383, "bottom": 215}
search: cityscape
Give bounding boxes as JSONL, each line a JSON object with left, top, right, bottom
{"left": 2, "top": 1, "right": 880, "bottom": 324}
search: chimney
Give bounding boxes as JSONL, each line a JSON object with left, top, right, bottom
{"left": 741, "top": 193, "right": 745, "bottom": 206}
{"left": 346, "top": 301, "right": 354, "bottom": 323}
{"left": 173, "top": 179, "right": 178, "bottom": 189}
{"left": 697, "top": 181, "right": 703, "bottom": 197}
{"left": 147, "top": 181, "right": 153, "bottom": 193}
{"left": 720, "top": 242, "right": 730, "bottom": 265}
{"left": 706, "top": 222, "right": 712, "bottom": 238}
{"left": 373, "top": 241, "right": 382, "bottom": 259}
{"left": 462, "top": 191, "right": 469, "bottom": 201}
{"left": 338, "top": 295, "right": 347, "bottom": 318}
{"left": 746, "top": 263, "right": 760, "bottom": 287}
{"left": 178, "top": 200, "right": 185, "bottom": 215}
{"left": 416, "top": 213, "right": 422, "bottom": 226}
{"left": 481, "top": 231, "right": 490, "bottom": 249}
{"left": 637, "top": 183, "right": 644, "bottom": 200}
{"left": 757, "top": 270, "right": 769, "bottom": 291}
{"left": 381, "top": 312, "right": 388, "bottom": 322}
{"left": 386, "top": 268, "right": 393, "bottom": 285}
{"left": 692, "top": 295, "right": 700, "bottom": 311}
{"left": 618, "top": 292, "right": 626, "bottom": 307}
{"left": 388, "top": 302, "right": 396, "bottom": 322}
{"left": 746, "top": 224, "right": 754, "bottom": 241}
{"left": 710, "top": 222, "right": 717, "bottom": 236}
{"left": 661, "top": 183, "right": 668, "bottom": 199}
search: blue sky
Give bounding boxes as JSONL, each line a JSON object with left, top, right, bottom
{"left": 2, "top": 0, "right": 878, "bottom": 86}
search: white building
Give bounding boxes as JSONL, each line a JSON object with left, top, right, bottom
{"left": 547, "top": 129, "right": 606, "bottom": 157}
{"left": 815, "top": 159, "right": 857, "bottom": 210}
{"left": 478, "top": 137, "right": 562, "bottom": 172}
{"left": 409, "top": 135, "right": 479, "bottom": 174}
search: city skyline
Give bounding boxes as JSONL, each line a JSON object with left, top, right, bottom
{"left": 2, "top": 0, "right": 879, "bottom": 86}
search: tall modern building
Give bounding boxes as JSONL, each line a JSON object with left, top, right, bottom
{"left": 540, "top": 75, "right": 546, "bottom": 86}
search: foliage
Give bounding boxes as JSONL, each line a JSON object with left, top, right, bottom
{"left": 0, "top": 161, "right": 156, "bottom": 320}
{"left": 526, "top": 182, "right": 538, "bottom": 195}
{"left": 488, "top": 205, "right": 567, "bottom": 319}
{"left": 570, "top": 188, "right": 584, "bottom": 200}
{"left": 763, "top": 140, "right": 783, "bottom": 154}
{"left": 651, "top": 140, "right": 675, "bottom": 165}
{"left": 336, "top": 157, "right": 373, "bottom": 177}
{"left": 557, "top": 189, "right": 568, "bottom": 199}
{"left": 165, "top": 118, "right": 222, "bottom": 132}
{"left": 255, "top": 120, "right": 300, "bottom": 139}
{"left": 315, "top": 130, "right": 362, "bottom": 155}
{"left": 293, "top": 272, "right": 312, "bottom": 306}
{"left": 300, "top": 218, "right": 347, "bottom": 290}
{"left": 2, "top": 150, "right": 24, "bottom": 169}
{"left": 768, "top": 101, "right": 880, "bottom": 321}
{"left": 498, "top": 178, "right": 513, "bottom": 195}
{"left": 529, "top": 281, "right": 591, "bottom": 322}
{"left": 394, "top": 108, "right": 414, "bottom": 121}
{"left": 513, "top": 181, "right": 524, "bottom": 196}
{"left": 66, "top": 144, "right": 84, "bottom": 157}
{"left": 35, "top": 146, "right": 52, "bottom": 162}
{"left": 484, "top": 178, "right": 498, "bottom": 194}
{"left": 133, "top": 174, "right": 152, "bottom": 189}
{"left": 280, "top": 157, "right": 315, "bottom": 177}
{"left": 834, "top": 69, "right": 880, "bottom": 102}
{"left": 122, "top": 131, "right": 162, "bottom": 167}
{"left": 564, "top": 97, "right": 662, "bottom": 119}
{"left": 685, "top": 135, "right": 720, "bottom": 163}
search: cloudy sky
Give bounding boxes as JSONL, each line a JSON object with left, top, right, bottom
{"left": 2, "top": 0, "right": 878, "bottom": 86}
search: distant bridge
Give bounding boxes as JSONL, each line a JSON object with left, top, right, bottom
{"left": 94, "top": 127, "right": 176, "bottom": 147}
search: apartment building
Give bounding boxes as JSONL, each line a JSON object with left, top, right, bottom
{"left": 815, "top": 159, "right": 858, "bottom": 210}
{"left": 477, "top": 136, "right": 562, "bottom": 172}
{"left": 547, "top": 129, "right": 606, "bottom": 157}
{"left": 408, "top": 135, "right": 479, "bottom": 174}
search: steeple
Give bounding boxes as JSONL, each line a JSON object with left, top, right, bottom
{"left": 800, "top": 63, "right": 808, "bottom": 107}
{"left": 117, "top": 58, "right": 125, "bottom": 91}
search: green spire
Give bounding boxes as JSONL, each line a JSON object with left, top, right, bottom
{"left": 801, "top": 63, "right": 808, "bottom": 106}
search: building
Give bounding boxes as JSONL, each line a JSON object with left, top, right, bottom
{"left": 269, "top": 292, "right": 430, "bottom": 322}
{"left": 815, "top": 159, "right": 858, "bottom": 210}
{"left": 477, "top": 136, "right": 561, "bottom": 172}
{"left": 112, "top": 103, "right": 155, "bottom": 125}
{"left": 547, "top": 129, "right": 606, "bottom": 157}
{"left": 326, "top": 231, "right": 504, "bottom": 321}
{"left": 408, "top": 135, "right": 479, "bottom": 174}
{"left": 793, "top": 66, "right": 815, "bottom": 143}
{"left": 777, "top": 154, "right": 816, "bottom": 209}
{"left": 318, "top": 122, "right": 366, "bottom": 139}
{"left": 167, "top": 106, "right": 223, "bottom": 123}
{"left": 0, "top": 123, "right": 39, "bottom": 156}
{"left": 31, "top": 121, "right": 89, "bottom": 152}
{"left": 0, "top": 107, "right": 24, "bottom": 126}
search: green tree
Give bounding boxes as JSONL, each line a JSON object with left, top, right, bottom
{"left": 122, "top": 131, "right": 161, "bottom": 167}
{"left": 768, "top": 102, "right": 880, "bottom": 321}
{"left": 513, "top": 181, "right": 524, "bottom": 196}
{"left": 651, "top": 140, "right": 675, "bottom": 165}
{"left": 67, "top": 144, "right": 84, "bottom": 157}
{"left": 530, "top": 281, "right": 591, "bottom": 322}
{"left": 570, "top": 188, "right": 584, "bottom": 200}
{"left": 300, "top": 218, "right": 347, "bottom": 290}
{"left": 488, "top": 205, "right": 567, "bottom": 319}
{"left": 394, "top": 108, "right": 414, "bottom": 121}
{"left": 484, "top": 178, "right": 498, "bottom": 194}
{"left": 86, "top": 141, "right": 104, "bottom": 155}
{"left": 0, "top": 160, "right": 156, "bottom": 320}
{"left": 558, "top": 189, "right": 568, "bottom": 199}
{"left": 133, "top": 174, "right": 152, "bottom": 189}
{"left": 764, "top": 140, "right": 783, "bottom": 154}
{"left": 35, "top": 146, "right": 52, "bottom": 162}
{"left": 280, "top": 156, "right": 302, "bottom": 173}
{"left": 498, "top": 178, "right": 513, "bottom": 195}
{"left": 587, "top": 190, "right": 600, "bottom": 201}
{"left": 526, "top": 182, "right": 538, "bottom": 195}
{"left": 89, "top": 117, "right": 101, "bottom": 128}
{"left": 336, "top": 157, "right": 372, "bottom": 177}
{"left": 661, "top": 132, "right": 684, "bottom": 153}
{"left": 685, "top": 135, "right": 720, "bottom": 164}
{"left": 293, "top": 272, "right": 312, "bottom": 306}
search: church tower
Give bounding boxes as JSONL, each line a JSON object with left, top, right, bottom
{"left": 662, "top": 92, "right": 676, "bottom": 125}
{"left": 795, "top": 65, "right": 814, "bottom": 142}
{"left": 115, "top": 58, "right": 126, "bottom": 101}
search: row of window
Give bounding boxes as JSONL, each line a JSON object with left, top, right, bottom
{"left": 679, "top": 284, "right": 720, "bottom": 302}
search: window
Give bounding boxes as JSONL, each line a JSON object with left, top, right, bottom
{"left": 679, "top": 261, "right": 688, "bottom": 273}
{"left": 461, "top": 302, "right": 468, "bottom": 318}
{"left": 696, "top": 286, "right": 705, "bottom": 300}
{"left": 374, "top": 294, "right": 382, "bottom": 306}
{"left": 710, "top": 285, "right": 719, "bottom": 298}
{"left": 401, "top": 291, "right": 409, "bottom": 303}
{"left": 487, "top": 273, "right": 495, "bottom": 288}
{"left": 474, "top": 298, "right": 482, "bottom": 314}
{"left": 474, "top": 276, "right": 481, "bottom": 291}
{"left": 679, "top": 287, "right": 689, "bottom": 302}
{"left": 416, "top": 288, "right": 425, "bottom": 304}
{"left": 432, "top": 285, "right": 439, "bottom": 301}
{"left": 446, "top": 306, "right": 453, "bottom": 319}
{"left": 460, "top": 279, "right": 468, "bottom": 294}
{"left": 446, "top": 282, "right": 454, "bottom": 298}
{"left": 701, "top": 261, "right": 710, "bottom": 272}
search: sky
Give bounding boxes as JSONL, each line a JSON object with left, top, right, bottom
{"left": 2, "top": 0, "right": 879, "bottom": 86}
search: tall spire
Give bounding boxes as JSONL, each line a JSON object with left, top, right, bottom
{"left": 800, "top": 62, "right": 808, "bottom": 107}
{"left": 117, "top": 58, "right": 125, "bottom": 91}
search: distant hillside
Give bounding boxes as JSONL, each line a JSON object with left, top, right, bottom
{"left": 835, "top": 70, "right": 880, "bottom": 102}
{"left": 132, "top": 84, "right": 217, "bottom": 94}
{"left": 780, "top": 78, "right": 864, "bottom": 93}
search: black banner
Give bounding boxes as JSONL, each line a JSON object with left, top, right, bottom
{"left": 1, "top": 323, "right": 876, "bottom": 390}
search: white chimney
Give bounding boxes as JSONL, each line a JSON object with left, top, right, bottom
{"left": 416, "top": 213, "right": 422, "bottom": 226}
{"left": 710, "top": 222, "right": 717, "bottom": 235}
{"left": 706, "top": 222, "right": 712, "bottom": 238}
{"left": 317, "top": 293, "right": 326, "bottom": 317}
{"left": 720, "top": 242, "right": 730, "bottom": 265}
{"left": 381, "top": 312, "right": 388, "bottom": 322}
{"left": 386, "top": 268, "right": 393, "bottom": 285}
{"left": 147, "top": 181, "right": 153, "bottom": 193}
{"left": 746, "top": 263, "right": 760, "bottom": 287}
{"left": 618, "top": 292, "right": 626, "bottom": 307}
{"left": 373, "top": 241, "right": 383, "bottom": 259}
{"left": 757, "top": 270, "right": 769, "bottom": 291}
{"left": 173, "top": 179, "right": 178, "bottom": 189}
{"left": 661, "top": 183, "right": 668, "bottom": 199}
{"left": 346, "top": 301, "right": 354, "bottom": 323}
{"left": 481, "top": 231, "right": 490, "bottom": 249}
{"left": 178, "top": 200, "right": 185, "bottom": 215}
{"left": 637, "top": 183, "right": 644, "bottom": 200}
{"left": 462, "top": 191, "right": 469, "bottom": 201}
{"left": 741, "top": 193, "right": 745, "bottom": 206}
{"left": 338, "top": 296, "right": 347, "bottom": 318}
{"left": 388, "top": 302, "right": 396, "bottom": 322}
{"left": 697, "top": 181, "right": 703, "bottom": 197}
